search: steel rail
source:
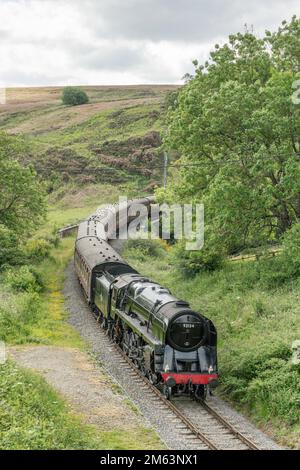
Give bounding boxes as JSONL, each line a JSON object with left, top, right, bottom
{"left": 113, "top": 341, "right": 218, "bottom": 450}
{"left": 198, "top": 399, "right": 260, "bottom": 450}
{"left": 111, "top": 336, "right": 260, "bottom": 450}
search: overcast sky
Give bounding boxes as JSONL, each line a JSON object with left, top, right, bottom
{"left": 0, "top": 0, "right": 299, "bottom": 87}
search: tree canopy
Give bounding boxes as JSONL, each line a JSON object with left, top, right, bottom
{"left": 163, "top": 16, "right": 300, "bottom": 253}
{"left": 0, "top": 132, "right": 46, "bottom": 239}
{"left": 62, "top": 87, "right": 89, "bottom": 106}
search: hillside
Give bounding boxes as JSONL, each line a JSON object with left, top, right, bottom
{"left": 0, "top": 85, "right": 177, "bottom": 190}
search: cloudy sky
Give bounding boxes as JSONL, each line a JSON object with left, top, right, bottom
{"left": 0, "top": 0, "right": 299, "bottom": 87}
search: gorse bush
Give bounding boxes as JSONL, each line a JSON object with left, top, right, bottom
{"left": 62, "top": 87, "right": 89, "bottom": 106}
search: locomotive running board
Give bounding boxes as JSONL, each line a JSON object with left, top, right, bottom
{"left": 115, "top": 308, "right": 163, "bottom": 350}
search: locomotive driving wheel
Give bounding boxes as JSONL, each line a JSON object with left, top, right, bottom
{"left": 194, "top": 384, "right": 208, "bottom": 401}
{"left": 163, "top": 384, "right": 173, "bottom": 400}
{"left": 148, "top": 372, "right": 158, "bottom": 385}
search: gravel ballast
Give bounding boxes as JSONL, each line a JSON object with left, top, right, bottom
{"left": 64, "top": 259, "right": 282, "bottom": 450}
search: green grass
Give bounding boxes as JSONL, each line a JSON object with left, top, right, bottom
{"left": 0, "top": 238, "right": 83, "bottom": 347}
{"left": 124, "top": 241, "right": 300, "bottom": 449}
{"left": 0, "top": 181, "right": 133, "bottom": 351}
{"left": 35, "top": 103, "right": 164, "bottom": 146}
{"left": 31, "top": 237, "right": 84, "bottom": 347}
{"left": 0, "top": 228, "right": 164, "bottom": 450}
{"left": 0, "top": 360, "right": 163, "bottom": 450}
{"left": 39, "top": 181, "right": 146, "bottom": 237}
{"left": 44, "top": 183, "right": 125, "bottom": 233}
{"left": 1, "top": 182, "right": 100, "bottom": 347}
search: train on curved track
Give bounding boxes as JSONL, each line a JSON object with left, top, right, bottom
{"left": 75, "top": 197, "right": 218, "bottom": 400}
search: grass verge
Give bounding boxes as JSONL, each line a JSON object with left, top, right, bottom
{"left": 0, "top": 235, "right": 164, "bottom": 449}
{"left": 32, "top": 237, "right": 84, "bottom": 347}
{"left": 0, "top": 360, "right": 163, "bottom": 450}
{"left": 124, "top": 241, "right": 300, "bottom": 449}
{"left": 0, "top": 238, "right": 82, "bottom": 347}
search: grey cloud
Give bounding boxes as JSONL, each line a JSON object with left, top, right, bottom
{"left": 0, "top": 69, "right": 71, "bottom": 87}
{"left": 68, "top": 41, "right": 181, "bottom": 82}
{"left": 72, "top": 44, "right": 145, "bottom": 71}
{"left": 0, "top": 0, "right": 299, "bottom": 86}
{"left": 84, "top": 0, "right": 299, "bottom": 42}
{"left": 0, "top": 29, "right": 9, "bottom": 40}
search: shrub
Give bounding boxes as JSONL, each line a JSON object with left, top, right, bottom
{"left": 281, "top": 222, "right": 300, "bottom": 275}
{"left": 48, "top": 233, "right": 60, "bottom": 248}
{"left": 3, "top": 266, "right": 44, "bottom": 293}
{"left": 257, "top": 257, "right": 291, "bottom": 288}
{"left": 219, "top": 339, "right": 300, "bottom": 424}
{"left": 221, "top": 342, "right": 300, "bottom": 425}
{"left": 18, "top": 291, "right": 43, "bottom": 324}
{"left": 125, "top": 238, "right": 166, "bottom": 260}
{"left": 0, "top": 299, "right": 30, "bottom": 342}
{"left": 0, "top": 291, "right": 43, "bottom": 343}
{"left": 256, "top": 223, "right": 300, "bottom": 287}
{"left": 24, "top": 238, "right": 52, "bottom": 262}
{"left": 173, "top": 239, "right": 225, "bottom": 276}
{"left": 245, "top": 360, "right": 300, "bottom": 425}
{"left": 221, "top": 341, "right": 290, "bottom": 384}
{"left": 0, "top": 224, "right": 24, "bottom": 267}
{"left": 61, "top": 87, "right": 89, "bottom": 106}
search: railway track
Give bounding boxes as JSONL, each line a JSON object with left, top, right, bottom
{"left": 91, "top": 309, "right": 259, "bottom": 450}
{"left": 60, "top": 212, "right": 262, "bottom": 450}
{"left": 112, "top": 337, "right": 260, "bottom": 450}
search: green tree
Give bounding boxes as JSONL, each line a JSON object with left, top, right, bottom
{"left": 163, "top": 17, "right": 300, "bottom": 253}
{"left": 267, "top": 16, "right": 300, "bottom": 72}
{"left": 62, "top": 87, "right": 89, "bottom": 106}
{"left": 0, "top": 224, "right": 24, "bottom": 266}
{"left": 0, "top": 132, "right": 46, "bottom": 239}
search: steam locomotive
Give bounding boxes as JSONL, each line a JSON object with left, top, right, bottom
{"left": 75, "top": 198, "right": 218, "bottom": 400}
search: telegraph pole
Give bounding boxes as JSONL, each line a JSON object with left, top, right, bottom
{"left": 163, "top": 151, "right": 168, "bottom": 188}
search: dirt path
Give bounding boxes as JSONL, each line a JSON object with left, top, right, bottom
{"left": 9, "top": 346, "right": 157, "bottom": 434}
